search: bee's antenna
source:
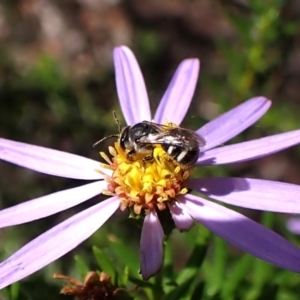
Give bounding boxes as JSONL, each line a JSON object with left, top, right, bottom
{"left": 93, "top": 111, "right": 122, "bottom": 148}
{"left": 93, "top": 134, "right": 119, "bottom": 148}
{"left": 113, "top": 111, "right": 122, "bottom": 132}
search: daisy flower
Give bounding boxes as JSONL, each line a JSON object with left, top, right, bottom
{"left": 1, "top": 46, "right": 300, "bottom": 289}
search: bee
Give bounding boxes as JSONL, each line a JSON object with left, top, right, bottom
{"left": 137, "top": 121, "right": 206, "bottom": 169}
{"left": 94, "top": 112, "right": 206, "bottom": 169}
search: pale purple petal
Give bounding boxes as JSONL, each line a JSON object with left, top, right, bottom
{"left": 188, "top": 177, "right": 300, "bottom": 213}
{"left": 197, "top": 129, "right": 300, "bottom": 165}
{"left": 0, "top": 181, "right": 107, "bottom": 228}
{"left": 168, "top": 201, "right": 194, "bottom": 231}
{"left": 0, "top": 197, "right": 120, "bottom": 289}
{"left": 179, "top": 194, "right": 300, "bottom": 273}
{"left": 140, "top": 209, "right": 164, "bottom": 280}
{"left": 197, "top": 97, "right": 271, "bottom": 151}
{"left": 286, "top": 218, "right": 300, "bottom": 235}
{"left": 113, "top": 46, "right": 151, "bottom": 125}
{"left": 0, "top": 138, "right": 107, "bottom": 180}
{"left": 154, "top": 59, "right": 200, "bottom": 125}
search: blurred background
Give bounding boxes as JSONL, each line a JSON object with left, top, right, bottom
{"left": 0, "top": 0, "right": 300, "bottom": 299}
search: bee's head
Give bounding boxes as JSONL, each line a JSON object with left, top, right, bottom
{"left": 119, "top": 126, "right": 132, "bottom": 150}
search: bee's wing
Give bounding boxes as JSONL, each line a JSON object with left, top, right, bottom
{"left": 138, "top": 130, "right": 173, "bottom": 144}
{"left": 139, "top": 124, "right": 206, "bottom": 148}
{"left": 190, "top": 131, "right": 206, "bottom": 147}
{"left": 174, "top": 128, "right": 206, "bottom": 148}
{"left": 141, "top": 121, "right": 167, "bottom": 131}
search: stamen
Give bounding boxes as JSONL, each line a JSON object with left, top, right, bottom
{"left": 100, "top": 152, "right": 112, "bottom": 165}
{"left": 100, "top": 139, "right": 193, "bottom": 215}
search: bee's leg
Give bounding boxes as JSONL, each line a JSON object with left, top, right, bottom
{"left": 126, "top": 149, "right": 136, "bottom": 161}
{"left": 145, "top": 155, "right": 154, "bottom": 161}
{"left": 140, "top": 155, "right": 152, "bottom": 173}
{"left": 142, "top": 155, "right": 154, "bottom": 162}
{"left": 143, "top": 145, "right": 154, "bottom": 162}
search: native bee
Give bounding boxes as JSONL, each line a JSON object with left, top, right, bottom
{"left": 137, "top": 121, "right": 206, "bottom": 168}
{"left": 94, "top": 112, "right": 206, "bottom": 169}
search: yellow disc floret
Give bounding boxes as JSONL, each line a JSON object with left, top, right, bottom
{"left": 100, "top": 140, "right": 193, "bottom": 215}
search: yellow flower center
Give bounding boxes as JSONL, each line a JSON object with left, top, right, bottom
{"left": 100, "top": 136, "right": 193, "bottom": 215}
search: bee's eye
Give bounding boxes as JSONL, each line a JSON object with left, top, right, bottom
{"left": 120, "top": 127, "right": 131, "bottom": 149}
{"left": 131, "top": 123, "right": 149, "bottom": 139}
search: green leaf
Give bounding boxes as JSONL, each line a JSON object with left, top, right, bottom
{"left": 10, "top": 283, "right": 20, "bottom": 300}
{"left": 163, "top": 238, "right": 174, "bottom": 280}
{"left": 256, "top": 283, "right": 279, "bottom": 300}
{"left": 164, "top": 277, "right": 196, "bottom": 300}
{"left": 74, "top": 254, "right": 90, "bottom": 280}
{"left": 190, "top": 282, "right": 205, "bottom": 300}
{"left": 206, "top": 236, "right": 228, "bottom": 296}
{"left": 121, "top": 265, "right": 130, "bottom": 287}
{"left": 93, "top": 245, "right": 116, "bottom": 283}
{"left": 221, "top": 254, "right": 253, "bottom": 298}
{"left": 176, "top": 240, "right": 208, "bottom": 285}
{"left": 109, "top": 237, "right": 140, "bottom": 272}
